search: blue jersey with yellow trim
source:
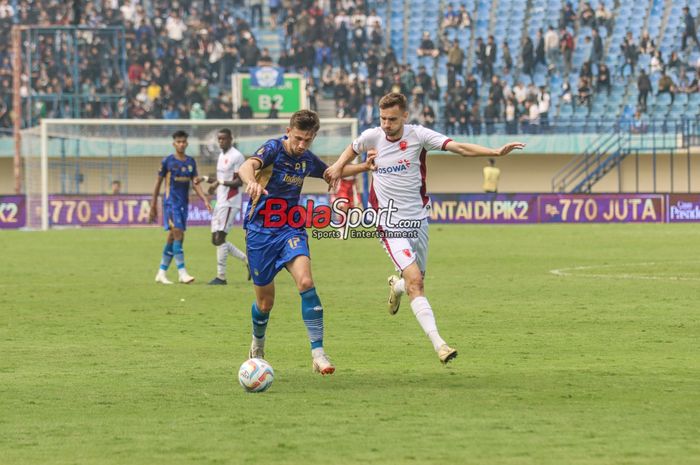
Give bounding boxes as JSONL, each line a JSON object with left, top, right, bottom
{"left": 244, "top": 137, "right": 328, "bottom": 234}
{"left": 158, "top": 154, "right": 198, "bottom": 208}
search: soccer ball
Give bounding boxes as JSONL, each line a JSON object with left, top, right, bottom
{"left": 238, "top": 358, "right": 274, "bottom": 393}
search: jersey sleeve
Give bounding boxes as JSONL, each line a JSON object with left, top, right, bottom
{"left": 157, "top": 157, "right": 168, "bottom": 177}
{"left": 251, "top": 140, "right": 279, "bottom": 168}
{"left": 190, "top": 158, "right": 198, "bottom": 178}
{"left": 308, "top": 153, "right": 329, "bottom": 179}
{"left": 416, "top": 126, "right": 452, "bottom": 151}
{"left": 233, "top": 150, "right": 246, "bottom": 173}
{"left": 351, "top": 128, "right": 376, "bottom": 154}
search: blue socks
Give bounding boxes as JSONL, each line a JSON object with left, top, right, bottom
{"left": 173, "top": 240, "right": 185, "bottom": 270}
{"left": 251, "top": 303, "right": 269, "bottom": 339}
{"left": 159, "top": 242, "right": 174, "bottom": 270}
{"left": 300, "top": 287, "right": 324, "bottom": 350}
{"left": 250, "top": 288, "right": 324, "bottom": 351}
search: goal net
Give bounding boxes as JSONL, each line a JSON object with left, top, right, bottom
{"left": 22, "top": 118, "right": 358, "bottom": 230}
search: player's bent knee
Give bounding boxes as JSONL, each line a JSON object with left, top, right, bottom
{"left": 212, "top": 232, "right": 226, "bottom": 246}
{"left": 257, "top": 299, "right": 274, "bottom": 313}
{"left": 297, "top": 277, "right": 315, "bottom": 292}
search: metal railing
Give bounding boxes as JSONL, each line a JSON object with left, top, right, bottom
{"left": 551, "top": 117, "right": 700, "bottom": 193}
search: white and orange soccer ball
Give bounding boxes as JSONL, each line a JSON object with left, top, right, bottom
{"left": 238, "top": 358, "right": 274, "bottom": 393}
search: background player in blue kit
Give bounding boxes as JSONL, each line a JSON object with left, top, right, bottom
{"left": 149, "top": 130, "right": 212, "bottom": 284}
{"left": 238, "top": 110, "right": 375, "bottom": 375}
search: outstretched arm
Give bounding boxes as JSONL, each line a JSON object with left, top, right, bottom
{"left": 325, "top": 143, "right": 361, "bottom": 189}
{"left": 199, "top": 174, "right": 244, "bottom": 195}
{"left": 444, "top": 140, "right": 526, "bottom": 157}
{"left": 339, "top": 150, "right": 377, "bottom": 177}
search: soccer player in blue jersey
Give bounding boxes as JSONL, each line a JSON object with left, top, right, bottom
{"left": 238, "top": 110, "right": 375, "bottom": 375}
{"left": 149, "top": 130, "right": 212, "bottom": 284}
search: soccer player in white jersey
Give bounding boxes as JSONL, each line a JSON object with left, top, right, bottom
{"left": 196, "top": 129, "right": 249, "bottom": 285}
{"left": 325, "top": 92, "right": 525, "bottom": 365}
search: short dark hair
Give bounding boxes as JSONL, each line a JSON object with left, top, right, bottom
{"left": 172, "top": 130, "right": 189, "bottom": 139}
{"left": 289, "top": 109, "right": 320, "bottom": 133}
{"left": 218, "top": 128, "right": 232, "bottom": 138}
{"left": 379, "top": 92, "right": 408, "bottom": 111}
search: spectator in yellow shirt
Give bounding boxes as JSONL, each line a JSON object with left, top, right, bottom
{"left": 483, "top": 158, "right": 501, "bottom": 193}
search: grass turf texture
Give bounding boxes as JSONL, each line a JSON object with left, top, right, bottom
{"left": 1, "top": 224, "right": 698, "bottom": 465}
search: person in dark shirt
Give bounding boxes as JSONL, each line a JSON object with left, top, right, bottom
{"left": 682, "top": 7, "right": 700, "bottom": 51}
{"left": 637, "top": 69, "right": 652, "bottom": 111}
{"left": 238, "top": 110, "right": 375, "bottom": 375}
{"left": 237, "top": 98, "right": 253, "bottom": 119}
{"left": 484, "top": 98, "right": 499, "bottom": 135}
{"left": 597, "top": 63, "right": 611, "bottom": 96}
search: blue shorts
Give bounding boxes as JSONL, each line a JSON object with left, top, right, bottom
{"left": 163, "top": 203, "right": 188, "bottom": 231}
{"left": 246, "top": 228, "right": 310, "bottom": 286}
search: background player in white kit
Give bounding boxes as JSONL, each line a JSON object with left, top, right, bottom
{"left": 325, "top": 92, "right": 525, "bottom": 365}
{"left": 196, "top": 128, "right": 249, "bottom": 285}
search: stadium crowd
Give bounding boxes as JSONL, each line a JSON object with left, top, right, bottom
{"left": 0, "top": 0, "right": 698, "bottom": 132}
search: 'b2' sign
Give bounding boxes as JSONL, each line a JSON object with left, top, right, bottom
{"left": 0, "top": 196, "right": 25, "bottom": 228}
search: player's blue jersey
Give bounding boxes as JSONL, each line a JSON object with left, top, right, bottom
{"left": 158, "top": 154, "right": 198, "bottom": 208}
{"left": 244, "top": 137, "right": 328, "bottom": 234}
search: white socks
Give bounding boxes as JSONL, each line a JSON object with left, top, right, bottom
{"left": 410, "top": 296, "right": 446, "bottom": 351}
{"left": 311, "top": 347, "right": 326, "bottom": 358}
{"left": 216, "top": 242, "right": 247, "bottom": 279}
{"left": 393, "top": 277, "right": 406, "bottom": 295}
{"left": 227, "top": 242, "right": 247, "bottom": 261}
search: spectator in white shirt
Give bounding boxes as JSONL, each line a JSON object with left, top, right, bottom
{"left": 120, "top": 0, "right": 136, "bottom": 23}
{"left": 165, "top": 11, "right": 188, "bottom": 42}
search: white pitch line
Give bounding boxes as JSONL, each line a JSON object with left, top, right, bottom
{"left": 549, "top": 262, "right": 700, "bottom": 282}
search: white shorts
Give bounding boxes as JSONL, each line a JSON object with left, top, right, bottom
{"left": 378, "top": 219, "right": 429, "bottom": 273}
{"left": 211, "top": 205, "right": 240, "bottom": 233}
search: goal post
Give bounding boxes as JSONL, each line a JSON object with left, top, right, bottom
{"left": 23, "top": 118, "right": 358, "bottom": 230}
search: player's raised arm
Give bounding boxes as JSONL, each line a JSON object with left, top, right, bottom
{"left": 149, "top": 176, "right": 164, "bottom": 223}
{"left": 239, "top": 157, "right": 268, "bottom": 201}
{"left": 444, "top": 140, "right": 526, "bottom": 157}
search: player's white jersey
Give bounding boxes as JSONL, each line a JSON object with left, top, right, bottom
{"left": 216, "top": 146, "right": 246, "bottom": 208}
{"left": 352, "top": 124, "right": 451, "bottom": 222}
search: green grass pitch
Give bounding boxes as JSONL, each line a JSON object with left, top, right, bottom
{"left": 1, "top": 224, "right": 698, "bottom": 465}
